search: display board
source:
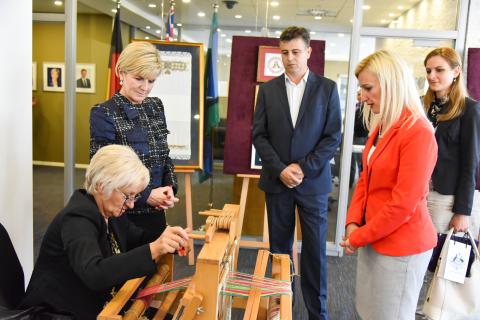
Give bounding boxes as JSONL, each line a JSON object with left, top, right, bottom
{"left": 145, "top": 40, "right": 204, "bottom": 170}
{"left": 224, "top": 35, "right": 325, "bottom": 175}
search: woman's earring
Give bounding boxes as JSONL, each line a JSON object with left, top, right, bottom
{"left": 120, "top": 79, "right": 124, "bottom": 85}
{"left": 453, "top": 77, "right": 457, "bottom": 83}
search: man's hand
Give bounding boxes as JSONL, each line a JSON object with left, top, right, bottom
{"left": 279, "top": 163, "right": 304, "bottom": 188}
{"left": 449, "top": 214, "right": 469, "bottom": 233}
{"left": 147, "top": 186, "right": 179, "bottom": 210}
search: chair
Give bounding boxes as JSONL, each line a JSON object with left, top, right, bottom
{"left": 0, "top": 223, "right": 25, "bottom": 310}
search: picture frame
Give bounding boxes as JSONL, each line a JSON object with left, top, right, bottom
{"left": 75, "top": 63, "right": 96, "bottom": 93}
{"left": 250, "top": 85, "right": 262, "bottom": 169}
{"left": 32, "top": 62, "right": 37, "bottom": 91}
{"left": 256, "top": 46, "right": 284, "bottom": 83}
{"left": 43, "top": 62, "right": 65, "bottom": 92}
{"left": 143, "top": 40, "right": 204, "bottom": 170}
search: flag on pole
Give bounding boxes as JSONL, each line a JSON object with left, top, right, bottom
{"left": 165, "top": 4, "right": 175, "bottom": 41}
{"left": 106, "top": 6, "right": 123, "bottom": 98}
{"left": 199, "top": 5, "right": 220, "bottom": 182}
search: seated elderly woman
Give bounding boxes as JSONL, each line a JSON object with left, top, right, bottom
{"left": 21, "top": 145, "right": 189, "bottom": 319}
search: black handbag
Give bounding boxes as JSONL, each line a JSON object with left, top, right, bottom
{"left": 428, "top": 232, "right": 479, "bottom": 277}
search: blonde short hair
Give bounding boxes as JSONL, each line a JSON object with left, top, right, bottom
{"left": 85, "top": 145, "right": 149, "bottom": 197}
{"left": 355, "top": 49, "right": 425, "bottom": 133}
{"left": 115, "top": 41, "right": 162, "bottom": 79}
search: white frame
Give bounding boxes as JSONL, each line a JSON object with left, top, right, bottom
{"left": 75, "top": 63, "right": 96, "bottom": 93}
{"left": 43, "top": 62, "right": 65, "bottom": 92}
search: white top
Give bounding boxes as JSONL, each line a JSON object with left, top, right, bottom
{"left": 367, "top": 145, "right": 376, "bottom": 164}
{"left": 285, "top": 69, "right": 309, "bottom": 128}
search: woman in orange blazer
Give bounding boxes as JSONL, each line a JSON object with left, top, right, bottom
{"left": 341, "top": 50, "right": 438, "bottom": 320}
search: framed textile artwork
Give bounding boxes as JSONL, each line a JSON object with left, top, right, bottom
{"left": 142, "top": 40, "right": 205, "bottom": 170}
{"left": 256, "top": 46, "right": 284, "bottom": 82}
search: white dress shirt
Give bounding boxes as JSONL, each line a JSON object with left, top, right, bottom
{"left": 285, "top": 69, "right": 309, "bottom": 128}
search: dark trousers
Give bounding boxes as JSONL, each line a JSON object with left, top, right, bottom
{"left": 266, "top": 190, "right": 329, "bottom": 320}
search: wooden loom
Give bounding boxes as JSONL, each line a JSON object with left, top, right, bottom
{"left": 97, "top": 204, "right": 292, "bottom": 320}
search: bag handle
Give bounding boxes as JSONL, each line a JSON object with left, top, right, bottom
{"left": 442, "top": 228, "right": 480, "bottom": 260}
{"left": 466, "top": 230, "right": 480, "bottom": 260}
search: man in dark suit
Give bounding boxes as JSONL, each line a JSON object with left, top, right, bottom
{"left": 253, "top": 26, "right": 341, "bottom": 320}
{"left": 76, "top": 68, "right": 91, "bottom": 88}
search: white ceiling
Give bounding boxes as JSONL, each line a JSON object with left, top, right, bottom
{"left": 33, "top": 0, "right": 424, "bottom": 61}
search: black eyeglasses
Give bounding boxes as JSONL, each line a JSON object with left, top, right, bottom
{"left": 116, "top": 189, "right": 141, "bottom": 203}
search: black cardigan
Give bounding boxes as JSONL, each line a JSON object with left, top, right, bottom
{"left": 21, "top": 190, "right": 157, "bottom": 319}
{"left": 431, "top": 97, "right": 480, "bottom": 215}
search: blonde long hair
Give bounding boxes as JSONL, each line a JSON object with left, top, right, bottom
{"left": 423, "top": 47, "right": 467, "bottom": 122}
{"left": 355, "top": 50, "right": 425, "bottom": 134}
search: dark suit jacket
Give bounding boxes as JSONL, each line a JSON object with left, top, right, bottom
{"left": 252, "top": 71, "right": 342, "bottom": 195}
{"left": 21, "top": 190, "right": 157, "bottom": 319}
{"left": 431, "top": 97, "right": 480, "bottom": 215}
{"left": 76, "top": 78, "right": 91, "bottom": 88}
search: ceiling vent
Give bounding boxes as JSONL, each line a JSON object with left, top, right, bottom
{"left": 297, "top": 8, "right": 337, "bottom": 18}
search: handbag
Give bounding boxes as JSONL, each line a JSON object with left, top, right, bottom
{"left": 423, "top": 228, "right": 480, "bottom": 320}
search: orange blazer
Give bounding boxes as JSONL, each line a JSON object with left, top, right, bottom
{"left": 346, "top": 109, "right": 438, "bottom": 256}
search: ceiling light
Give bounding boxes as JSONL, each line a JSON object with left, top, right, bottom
{"left": 198, "top": 12, "right": 206, "bottom": 17}
{"left": 148, "top": 3, "right": 157, "bottom": 8}
{"left": 388, "top": 13, "right": 396, "bottom": 17}
{"left": 275, "top": 30, "right": 281, "bottom": 35}
{"left": 177, "top": 23, "right": 183, "bottom": 27}
{"left": 111, "top": 8, "right": 117, "bottom": 13}
{"left": 270, "top": 1, "right": 279, "bottom": 6}
{"left": 397, "top": 5, "right": 404, "bottom": 10}
{"left": 54, "top": 0, "right": 63, "bottom": 6}
{"left": 272, "top": 15, "right": 280, "bottom": 20}
{"left": 156, "top": 30, "right": 161, "bottom": 34}
{"left": 350, "top": 19, "right": 353, "bottom": 23}
{"left": 314, "top": 16, "right": 322, "bottom": 20}
{"left": 146, "top": 25, "right": 151, "bottom": 29}
{"left": 226, "top": 39, "right": 232, "bottom": 43}
{"left": 245, "top": 30, "right": 251, "bottom": 33}
{"left": 235, "top": 14, "right": 242, "bottom": 19}
{"left": 381, "top": 19, "right": 388, "bottom": 23}
{"left": 145, "top": 36, "right": 150, "bottom": 39}
{"left": 221, "top": 33, "right": 226, "bottom": 37}
{"left": 338, "top": 33, "right": 345, "bottom": 37}
{"left": 362, "top": 5, "right": 371, "bottom": 10}
{"left": 310, "top": 31, "right": 316, "bottom": 35}
{"left": 329, "top": 43, "right": 336, "bottom": 47}
{"left": 182, "top": 0, "right": 191, "bottom": 3}
{"left": 217, "top": 28, "right": 221, "bottom": 32}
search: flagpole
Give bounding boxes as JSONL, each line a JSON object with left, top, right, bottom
{"left": 161, "top": 0, "right": 165, "bottom": 40}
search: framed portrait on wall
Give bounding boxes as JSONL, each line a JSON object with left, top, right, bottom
{"left": 75, "top": 63, "right": 96, "bottom": 93}
{"left": 143, "top": 40, "right": 204, "bottom": 170}
{"left": 250, "top": 85, "right": 262, "bottom": 169}
{"left": 256, "top": 46, "right": 284, "bottom": 82}
{"left": 43, "top": 62, "right": 65, "bottom": 92}
{"left": 32, "top": 62, "right": 37, "bottom": 91}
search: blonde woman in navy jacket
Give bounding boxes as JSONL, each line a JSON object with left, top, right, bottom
{"left": 424, "top": 47, "right": 480, "bottom": 238}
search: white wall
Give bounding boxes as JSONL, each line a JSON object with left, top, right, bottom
{"left": 0, "top": 0, "right": 34, "bottom": 282}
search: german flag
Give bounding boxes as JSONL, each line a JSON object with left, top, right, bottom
{"left": 106, "top": 8, "right": 123, "bottom": 99}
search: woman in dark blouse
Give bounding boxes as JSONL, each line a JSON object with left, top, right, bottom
{"left": 21, "top": 145, "right": 189, "bottom": 319}
{"left": 90, "top": 42, "right": 178, "bottom": 240}
{"left": 424, "top": 47, "right": 480, "bottom": 238}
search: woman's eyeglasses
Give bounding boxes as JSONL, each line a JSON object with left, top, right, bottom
{"left": 116, "top": 189, "right": 141, "bottom": 203}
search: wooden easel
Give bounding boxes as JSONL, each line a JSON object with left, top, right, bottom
{"left": 175, "top": 168, "right": 195, "bottom": 265}
{"left": 235, "top": 174, "right": 299, "bottom": 274}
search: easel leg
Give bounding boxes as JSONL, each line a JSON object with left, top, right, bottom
{"left": 234, "top": 177, "right": 250, "bottom": 271}
{"left": 184, "top": 173, "right": 194, "bottom": 265}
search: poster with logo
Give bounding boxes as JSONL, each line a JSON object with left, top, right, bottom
{"left": 256, "top": 46, "right": 284, "bottom": 82}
